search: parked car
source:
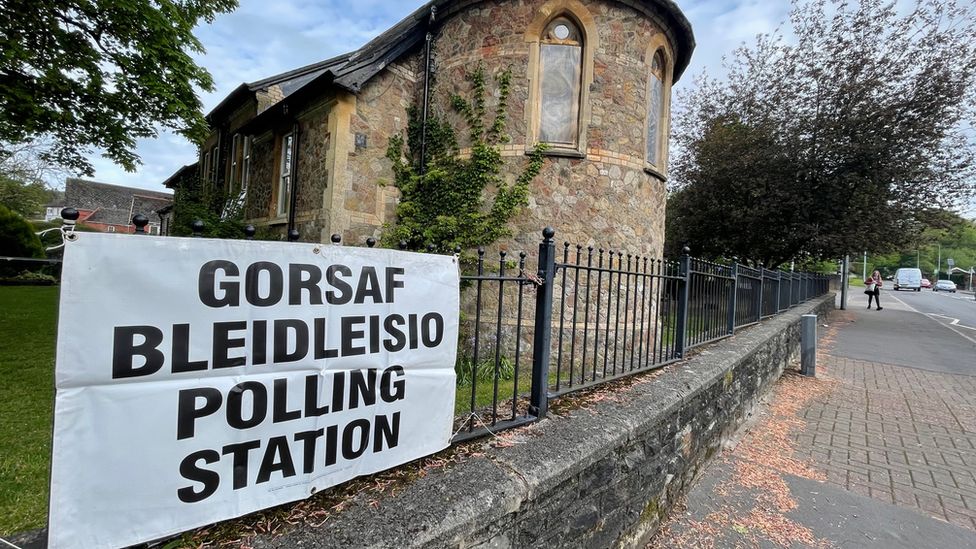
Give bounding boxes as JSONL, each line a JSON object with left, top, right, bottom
{"left": 921, "top": 278, "right": 932, "bottom": 289}
{"left": 893, "top": 268, "right": 923, "bottom": 291}
{"left": 933, "top": 280, "right": 957, "bottom": 293}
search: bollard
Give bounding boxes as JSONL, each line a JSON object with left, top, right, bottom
{"left": 801, "top": 314, "right": 817, "bottom": 377}
{"left": 840, "top": 255, "right": 849, "bottom": 310}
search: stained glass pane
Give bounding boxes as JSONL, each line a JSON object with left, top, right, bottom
{"left": 540, "top": 43, "right": 582, "bottom": 145}
{"left": 647, "top": 74, "right": 663, "bottom": 166}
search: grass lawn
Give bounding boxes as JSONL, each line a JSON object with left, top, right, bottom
{"left": 0, "top": 286, "right": 58, "bottom": 535}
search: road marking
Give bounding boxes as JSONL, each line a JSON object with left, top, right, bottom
{"left": 926, "top": 313, "right": 961, "bottom": 325}
{"left": 887, "top": 293, "right": 976, "bottom": 345}
{"left": 925, "top": 313, "right": 976, "bottom": 331}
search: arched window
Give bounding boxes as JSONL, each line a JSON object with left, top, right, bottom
{"left": 539, "top": 17, "right": 583, "bottom": 146}
{"left": 646, "top": 50, "right": 667, "bottom": 168}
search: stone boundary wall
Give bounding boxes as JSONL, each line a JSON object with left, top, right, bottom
{"left": 249, "top": 294, "right": 834, "bottom": 549}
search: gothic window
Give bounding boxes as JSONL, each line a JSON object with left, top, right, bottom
{"left": 539, "top": 17, "right": 583, "bottom": 146}
{"left": 646, "top": 50, "right": 667, "bottom": 168}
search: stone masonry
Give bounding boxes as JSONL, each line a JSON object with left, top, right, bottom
{"left": 247, "top": 295, "right": 835, "bottom": 549}
{"left": 184, "top": 0, "right": 692, "bottom": 254}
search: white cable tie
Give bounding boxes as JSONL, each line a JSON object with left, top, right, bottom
{"left": 0, "top": 536, "right": 24, "bottom": 549}
{"left": 451, "top": 412, "right": 510, "bottom": 441}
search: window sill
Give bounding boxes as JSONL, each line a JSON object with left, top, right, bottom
{"left": 269, "top": 215, "right": 289, "bottom": 226}
{"left": 528, "top": 146, "right": 585, "bottom": 159}
{"left": 644, "top": 165, "right": 668, "bottom": 182}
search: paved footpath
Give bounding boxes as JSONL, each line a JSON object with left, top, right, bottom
{"left": 651, "top": 293, "right": 976, "bottom": 548}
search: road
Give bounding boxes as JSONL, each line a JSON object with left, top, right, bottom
{"left": 836, "top": 287, "right": 976, "bottom": 376}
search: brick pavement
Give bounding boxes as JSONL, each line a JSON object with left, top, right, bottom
{"left": 793, "top": 354, "right": 976, "bottom": 531}
{"left": 652, "top": 305, "right": 976, "bottom": 548}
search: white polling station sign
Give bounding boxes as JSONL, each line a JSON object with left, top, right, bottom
{"left": 49, "top": 233, "right": 459, "bottom": 548}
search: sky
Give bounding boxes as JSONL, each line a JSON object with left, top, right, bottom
{"left": 83, "top": 0, "right": 974, "bottom": 217}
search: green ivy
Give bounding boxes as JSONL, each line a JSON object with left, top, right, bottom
{"left": 383, "top": 64, "right": 546, "bottom": 255}
{"left": 170, "top": 180, "right": 249, "bottom": 239}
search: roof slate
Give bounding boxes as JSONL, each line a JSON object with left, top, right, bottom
{"left": 65, "top": 179, "right": 173, "bottom": 226}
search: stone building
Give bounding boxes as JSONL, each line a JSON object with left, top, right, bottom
{"left": 167, "top": 0, "right": 694, "bottom": 256}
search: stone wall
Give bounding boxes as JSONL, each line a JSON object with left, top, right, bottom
{"left": 250, "top": 294, "right": 835, "bottom": 549}
{"left": 242, "top": 99, "right": 335, "bottom": 240}
{"left": 244, "top": 132, "right": 276, "bottom": 223}
{"left": 337, "top": 58, "right": 419, "bottom": 244}
{"left": 431, "top": 0, "right": 673, "bottom": 257}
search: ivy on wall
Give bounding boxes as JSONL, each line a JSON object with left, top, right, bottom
{"left": 383, "top": 65, "right": 546, "bottom": 254}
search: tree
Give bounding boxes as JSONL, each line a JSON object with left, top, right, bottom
{"left": 0, "top": 0, "right": 237, "bottom": 175}
{"left": 666, "top": 0, "right": 976, "bottom": 267}
{"left": 870, "top": 210, "right": 976, "bottom": 278}
{"left": 0, "top": 175, "right": 52, "bottom": 218}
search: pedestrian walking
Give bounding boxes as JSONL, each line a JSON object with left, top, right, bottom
{"left": 864, "top": 270, "right": 883, "bottom": 310}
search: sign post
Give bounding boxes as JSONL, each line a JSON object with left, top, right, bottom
{"left": 50, "top": 233, "right": 460, "bottom": 549}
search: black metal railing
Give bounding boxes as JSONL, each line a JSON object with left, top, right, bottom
{"left": 547, "top": 245, "right": 684, "bottom": 398}
{"left": 452, "top": 248, "right": 538, "bottom": 441}
{"left": 42, "top": 209, "right": 832, "bottom": 444}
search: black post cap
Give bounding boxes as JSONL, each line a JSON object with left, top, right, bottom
{"left": 61, "top": 207, "right": 80, "bottom": 222}
{"left": 244, "top": 225, "right": 256, "bottom": 240}
{"left": 132, "top": 214, "right": 149, "bottom": 234}
{"left": 398, "top": 240, "right": 408, "bottom": 250}
{"left": 191, "top": 220, "right": 205, "bottom": 237}
{"left": 288, "top": 229, "right": 300, "bottom": 242}
{"left": 542, "top": 227, "right": 555, "bottom": 240}
{"left": 331, "top": 233, "right": 342, "bottom": 245}
{"left": 366, "top": 237, "right": 377, "bottom": 248}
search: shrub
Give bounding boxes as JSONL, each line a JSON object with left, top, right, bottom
{"left": 0, "top": 204, "right": 44, "bottom": 259}
{"left": 455, "top": 353, "right": 516, "bottom": 387}
{"left": 0, "top": 270, "right": 58, "bottom": 286}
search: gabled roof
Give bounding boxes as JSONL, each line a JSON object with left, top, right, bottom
{"left": 212, "top": 0, "right": 695, "bottom": 128}
{"left": 161, "top": 162, "right": 199, "bottom": 190}
{"left": 206, "top": 53, "right": 353, "bottom": 123}
{"left": 65, "top": 179, "right": 173, "bottom": 226}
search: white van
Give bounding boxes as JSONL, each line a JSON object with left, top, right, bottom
{"left": 893, "top": 268, "right": 923, "bottom": 291}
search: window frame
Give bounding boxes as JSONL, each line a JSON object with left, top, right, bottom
{"left": 202, "top": 151, "right": 210, "bottom": 185}
{"left": 644, "top": 44, "right": 674, "bottom": 178}
{"left": 276, "top": 132, "right": 295, "bottom": 217}
{"left": 240, "top": 136, "right": 252, "bottom": 192}
{"left": 228, "top": 134, "right": 241, "bottom": 192}
{"left": 537, "top": 17, "right": 584, "bottom": 148}
{"left": 524, "top": 3, "right": 598, "bottom": 159}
